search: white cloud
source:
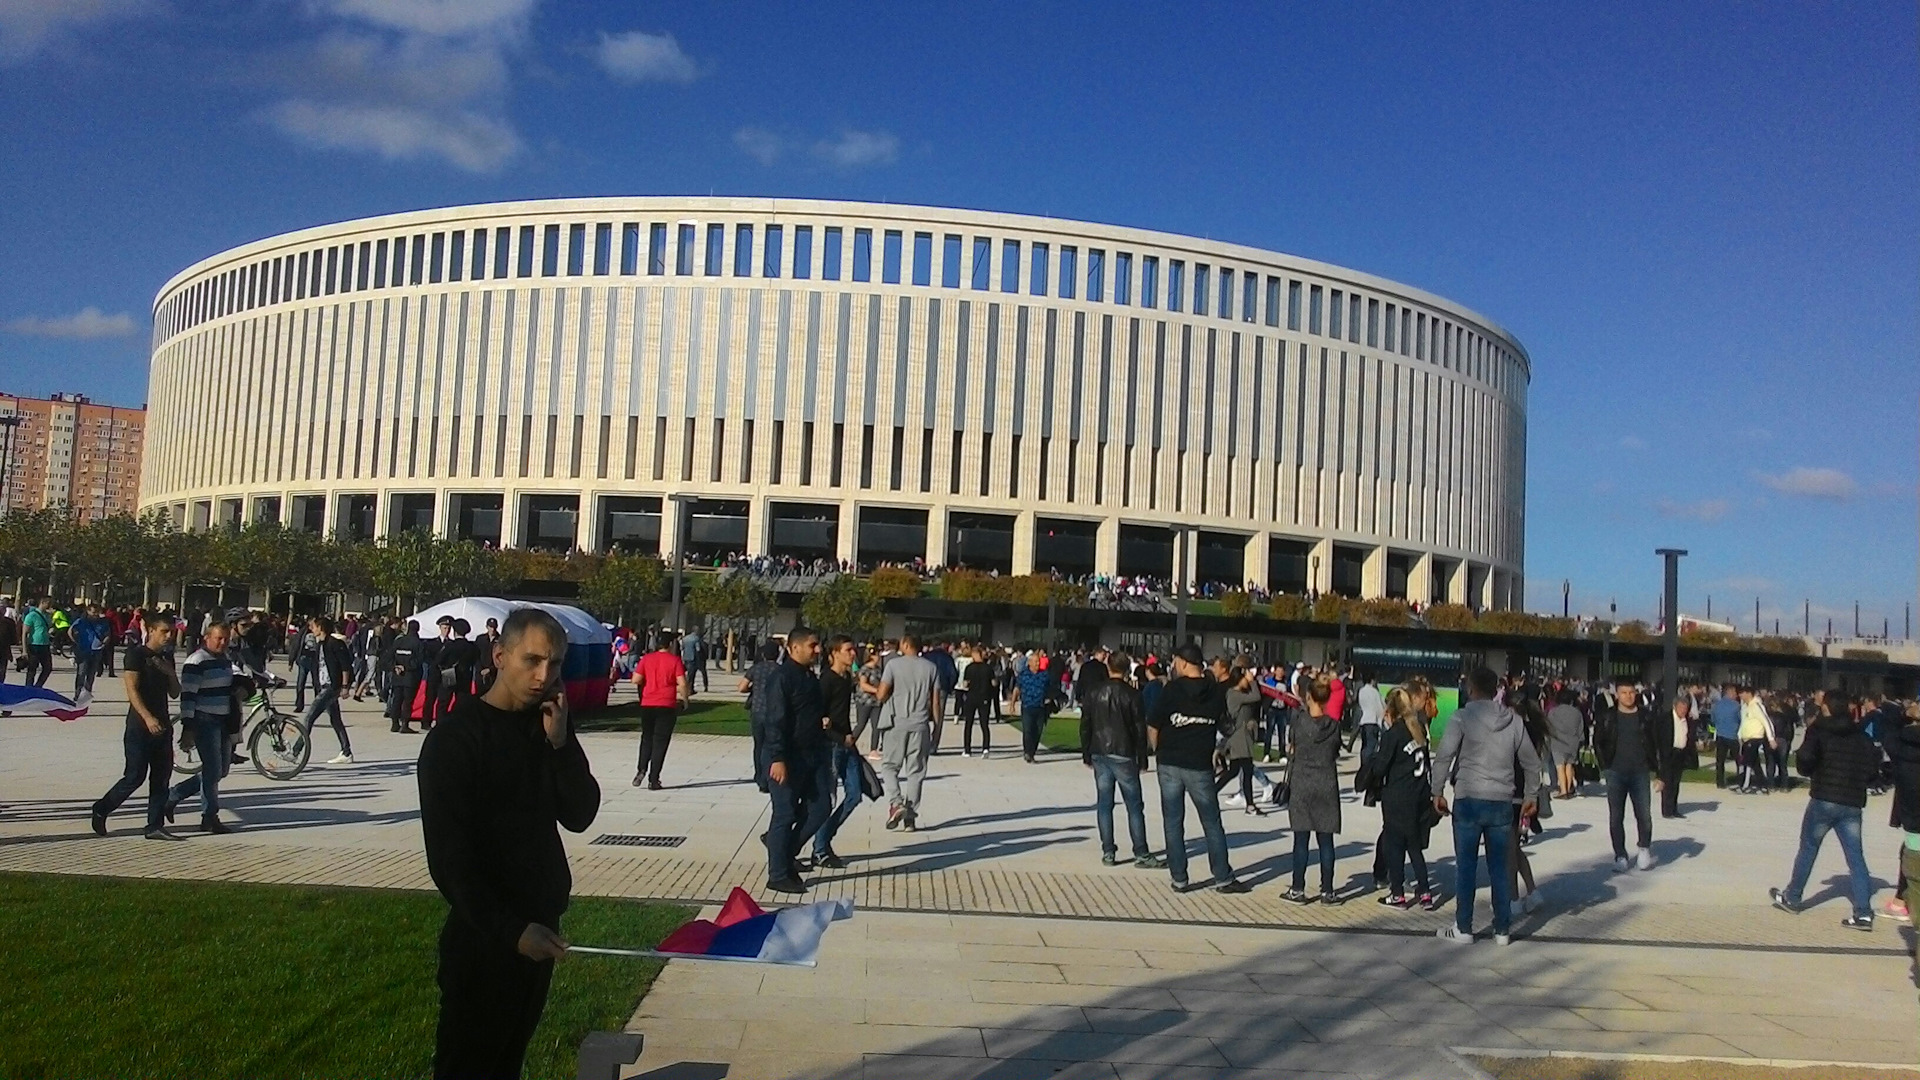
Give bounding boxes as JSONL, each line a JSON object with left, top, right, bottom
{"left": 1618, "top": 435, "right": 1646, "bottom": 451}
{"left": 6, "top": 307, "right": 137, "bottom": 339}
{"left": 594, "top": 29, "right": 697, "bottom": 83}
{"left": 1655, "top": 497, "right": 1731, "bottom": 523}
{"left": 314, "top": 0, "right": 536, "bottom": 39}
{"left": 1755, "top": 467, "right": 1858, "bottom": 500}
{"left": 267, "top": 100, "right": 520, "bottom": 173}
{"left": 733, "top": 126, "right": 783, "bottom": 165}
{"left": 0, "top": 0, "right": 152, "bottom": 65}
{"left": 812, "top": 129, "right": 898, "bottom": 169}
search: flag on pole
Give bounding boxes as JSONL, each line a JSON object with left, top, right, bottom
{"left": 651, "top": 887, "right": 854, "bottom": 966}
{"left": 0, "top": 686, "right": 90, "bottom": 722}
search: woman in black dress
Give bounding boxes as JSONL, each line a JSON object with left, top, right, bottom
{"left": 1371, "top": 679, "right": 1439, "bottom": 909}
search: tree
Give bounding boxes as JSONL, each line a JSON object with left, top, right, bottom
{"left": 689, "top": 571, "right": 775, "bottom": 670}
{"left": 364, "top": 530, "right": 507, "bottom": 614}
{"left": 579, "top": 552, "right": 665, "bottom": 627}
{"left": 867, "top": 566, "right": 923, "bottom": 600}
{"left": 1219, "top": 590, "right": 1255, "bottom": 618}
{"left": 802, "top": 573, "right": 883, "bottom": 639}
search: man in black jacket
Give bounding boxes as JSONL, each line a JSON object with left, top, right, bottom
{"left": 1655, "top": 696, "right": 1696, "bottom": 819}
{"left": 418, "top": 607, "right": 600, "bottom": 1080}
{"left": 1592, "top": 680, "right": 1661, "bottom": 872}
{"left": 297, "top": 615, "right": 355, "bottom": 765}
{"left": 1079, "top": 651, "right": 1163, "bottom": 869}
{"left": 388, "top": 620, "right": 423, "bottom": 734}
{"left": 1886, "top": 710, "right": 1919, "bottom": 927}
{"left": 1770, "top": 693, "right": 1880, "bottom": 929}
{"left": 757, "top": 627, "right": 829, "bottom": 895}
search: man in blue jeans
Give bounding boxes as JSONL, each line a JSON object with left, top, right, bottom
{"left": 1146, "top": 644, "right": 1249, "bottom": 893}
{"left": 164, "top": 620, "right": 239, "bottom": 834}
{"left": 1771, "top": 691, "right": 1880, "bottom": 929}
{"left": 813, "top": 635, "right": 864, "bottom": 870}
{"left": 1079, "top": 651, "right": 1165, "bottom": 868}
{"left": 1432, "top": 667, "right": 1541, "bottom": 944}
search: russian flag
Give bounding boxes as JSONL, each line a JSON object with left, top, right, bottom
{"left": 654, "top": 887, "right": 854, "bottom": 967}
{"left": 0, "top": 686, "right": 90, "bottom": 722}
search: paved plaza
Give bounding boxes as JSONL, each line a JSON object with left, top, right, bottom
{"left": 2, "top": 664, "right": 1916, "bottom": 1079}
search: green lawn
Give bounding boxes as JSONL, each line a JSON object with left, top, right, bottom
{"left": 0, "top": 873, "right": 690, "bottom": 1080}
{"left": 579, "top": 698, "right": 751, "bottom": 736}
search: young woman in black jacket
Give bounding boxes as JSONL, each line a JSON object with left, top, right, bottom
{"left": 1369, "top": 681, "right": 1440, "bottom": 910}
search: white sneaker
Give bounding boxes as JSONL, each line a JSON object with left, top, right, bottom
{"left": 1435, "top": 925, "right": 1472, "bottom": 944}
{"left": 1613, "top": 856, "right": 1630, "bottom": 874}
{"left": 1494, "top": 933, "right": 1512, "bottom": 946}
{"left": 327, "top": 752, "right": 355, "bottom": 765}
{"left": 1220, "top": 792, "right": 1246, "bottom": 808}
{"left": 1635, "top": 847, "right": 1655, "bottom": 871}
{"left": 1523, "top": 891, "right": 1544, "bottom": 914}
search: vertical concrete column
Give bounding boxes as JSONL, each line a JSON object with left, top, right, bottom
{"left": 1243, "top": 532, "right": 1269, "bottom": 592}
{"left": 658, "top": 496, "right": 684, "bottom": 565}
{"left": 580, "top": 494, "right": 601, "bottom": 554}
{"left": 1180, "top": 526, "right": 1199, "bottom": 588}
{"left": 1447, "top": 560, "right": 1468, "bottom": 605}
{"left": 1095, "top": 517, "right": 1120, "bottom": 577}
{"left": 1309, "top": 538, "right": 1333, "bottom": 595}
{"left": 923, "top": 508, "right": 948, "bottom": 568}
{"left": 1360, "top": 545, "right": 1387, "bottom": 599}
{"left": 1409, "top": 553, "right": 1434, "bottom": 607}
{"left": 836, "top": 500, "right": 859, "bottom": 567}
{"left": 747, "top": 497, "right": 769, "bottom": 558}
{"left": 1011, "top": 509, "right": 1036, "bottom": 576}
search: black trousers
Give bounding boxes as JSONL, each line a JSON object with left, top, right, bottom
{"left": 93, "top": 723, "right": 172, "bottom": 831}
{"left": 1213, "top": 757, "right": 1256, "bottom": 802}
{"left": 1659, "top": 757, "right": 1685, "bottom": 817}
{"left": 1377, "top": 826, "right": 1430, "bottom": 897}
{"left": 636, "top": 706, "right": 677, "bottom": 783}
{"left": 962, "top": 692, "right": 993, "bottom": 753}
{"left": 422, "top": 671, "right": 448, "bottom": 728}
{"left": 434, "top": 919, "right": 553, "bottom": 1080}
{"left": 389, "top": 675, "right": 420, "bottom": 729}
{"left": 1713, "top": 737, "right": 1738, "bottom": 788}
{"left": 435, "top": 673, "right": 468, "bottom": 725}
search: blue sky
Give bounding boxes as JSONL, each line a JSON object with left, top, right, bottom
{"left": 0, "top": 1, "right": 1913, "bottom": 629}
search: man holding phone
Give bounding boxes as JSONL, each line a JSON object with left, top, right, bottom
{"left": 418, "top": 608, "right": 601, "bottom": 1079}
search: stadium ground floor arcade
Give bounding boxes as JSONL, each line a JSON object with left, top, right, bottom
{"left": 162, "top": 488, "right": 1521, "bottom": 611}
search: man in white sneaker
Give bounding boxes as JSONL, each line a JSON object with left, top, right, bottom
{"left": 1593, "top": 678, "right": 1658, "bottom": 873}
{"left": 1432, "top": 667, "right": 1540, "bottom": 945}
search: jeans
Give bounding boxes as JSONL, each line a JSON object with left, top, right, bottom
{"left": 635, "top": 706, "right": 676, "bottom": 783}
{"left": 815, "top": 743, "right": 865, "bottom": 858}
{"left": 1604, "top": 768, "right": 1652, "bottom": 858}
{"left": 24, "top": 644, "right": 51, "bottom": 687}
{"left": 1358, "top": 724, "right": 1381, "bottom": 770}
{"left": 299, "top": 685, "right": 351, "bottom": 755}
{"left": 293, "top": 657, "right": 318, "bottom": 710}
{"left": 1021, "top": 705, "right": 1048, "bottom": 759}
{"left": 1782, "top": 797, "right": 1873, "bottom": 919}
{"left": 1451, "top": 796, "right": 1513, "bottom": 935}
{"left": 1092, "top": 754, "right": 1151, "bottom": 860}
{"left": 73, "top": 647, "right": 98, "bottom": 696}
{"left": 765, "top": 753, "right": 829, "bottom": 879}
{"left": 1158, "top": 763, "right": 1233, "bottom": 886}
{"left": 168, "top": 718, "right": 231, "bottom": 824}
{"left": 1291, "top": 831, "right": 1336, "bottom": 892}
{"left": 1769, "top": 740, "right": 1792, "bottom": 789}
{"left": 1378, "top": 826, "right": 1430, "bottom": 896}
{"left": 94, "top": 722, "right": 172, "bottom": 830}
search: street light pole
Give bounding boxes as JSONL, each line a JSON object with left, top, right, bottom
{"left": 1656, "top": 549, "right": 1688, "bottom": 712}
{"left": 667, "top": 494, "right": 696, "bottom": 632}
{"left": 1562, "top": 579, "right": 1569, "bottom": 619}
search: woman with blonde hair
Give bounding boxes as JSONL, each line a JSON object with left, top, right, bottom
{"left": 1369, "top": 680, "right": 1441, "bottom": 908}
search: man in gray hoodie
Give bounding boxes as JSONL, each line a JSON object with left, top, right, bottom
{"left": 1432, "top": 667, "right": 1541, "bottom": 944}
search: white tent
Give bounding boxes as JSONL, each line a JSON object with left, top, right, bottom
{"left": 405, "top": 597, "right": 610, "bottom": 645}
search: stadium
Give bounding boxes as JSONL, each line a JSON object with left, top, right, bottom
{"left": 140, "top": 198, "right": 1530, "bottom": 609}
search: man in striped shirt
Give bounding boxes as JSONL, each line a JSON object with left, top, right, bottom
{"left": 164, "top": 621, "right": 238, "bottom": 834}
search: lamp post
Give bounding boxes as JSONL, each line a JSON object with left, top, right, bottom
{"left": 666, "top": 494, "right": 697, "bottom": 633}
{"left": 1601, "top": 598, "right": 1615, "bottom": 678}
{"left": 1656, "top": 549, "right": 1687, "bottom": 713}
{"left": 1804, "top": 599, "right": 1810, "bottom": 637}
{"left": 1562, "top": 579, "right": 1570, "bottom": 619}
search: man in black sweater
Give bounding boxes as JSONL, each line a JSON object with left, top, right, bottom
{"left": 1770, "top": 692, "right": 1880, "bottom": 930}
{"left": 758, "top": 627, "right": 829, "bottom": 894}
{"left": 418, "top": 608, "right": 601, "bottom": 1079}
{"left": 1146, "top": 644, "right": 1249, "bottom": 894}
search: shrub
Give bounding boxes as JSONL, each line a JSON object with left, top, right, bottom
{"left": 1311, "top": 593, "right": 1354, "bottom": 623}
{"left": 1219, "top": 590, "right": 1254, "bottom": 618}
{"left": 867, "top": 566, "right": 924, "bottom": 600}
{"left": 1477, "top": 610, "right": 1576, "bottom": 638}
{"left": 935, "top": 569, "right": 1080, "bottom": 607}
{"left": 1267, "top": 593, "right": 1311, "bottom": 621}
{"left": 1422, "top": 603, "right": 1477, "bottom": 631}
{"left": 1842, "top": 648, "right": 1889, "bottom": 663}
{"left": 1615, "top": 620, "right": 1655, "bottom": 644}
{"left": 1352, "top": 597, "right": 1412, "bottom": 627}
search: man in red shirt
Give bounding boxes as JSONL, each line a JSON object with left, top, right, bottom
{"left": 632, "top": 633, "right": 690, "bottom": 790}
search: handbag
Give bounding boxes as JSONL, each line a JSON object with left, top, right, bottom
{"left": 857, "top": 753, "right": 883, "bottom": 801}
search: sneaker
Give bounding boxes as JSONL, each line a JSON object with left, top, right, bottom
{"left": 143, "top": 828, "right": 183, "bottom": 841}
{"left": 1769, "top": 887, "right": 1800, "bottom": 914}
{"left": 1635, "top": 847, "right": 1655, "bottom": 871}
{"left": 1319, "top": 890, "right": 1343, "bottom": 906}
{"left": 327, "top": 752, "right": 355, "bottom": 765}
{"left": 202, "top": 819, "right": 234, "bottom": 835}
{"left": 1841, "top": 914, "right": 1875, "bottom": 932}
{"left": 1523, "top": 891, "right": 1544, "bottom": 914}
{"left": 1101, "top": 853, "right": 1118, "bottom": 867}
{"left": 631, "top": 772, "right": 645, "bottom": 787}
{"left": 1133, "top": 853, "right": 1167, "bottom": 870}
{"left": 1280, "top": 888, "right": 1314, "bottom": 905}
{"left": 1220, "top": 792, "right": 1246, "bottom": 808}
{"left": 899, "top": 809, "right": 917, "bottom": 833}
{"left": 90, "top": 812, "right": 106, "bottom": 836}
{"left": 1494, "top": 932, "right": 1512, "bottom": 946}
{"left": 1170, "top": 879, "right": 1194, "bottom": 893}
{"left": 1217, "top": 878, "right": 1253, "bottom": 894}
{"left": 1880, "top": 898, "right": 1910, "bottom": 922}
{"left": 815, "top": 853, "right": 849, "bottom": 870}
{"left": 885, "top": 803, "right": 905, "bottom": 830}
{"left": 1377, "top": 893, "right": 1410, "bottom": 908}
{"left": 766, "top": 877, "right": 807, "bottom": 895}
{"left": 1436, "top": 925, "right": 1472, "bottom": 944}
{"left": 1419, "top": 893, "right": 1441, "bottom": 911}
{"left": 1613, "top": 856, "right": 1631, "bottom": 874}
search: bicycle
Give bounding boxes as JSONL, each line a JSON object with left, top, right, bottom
{"left": 172, "top": 676, "right": 315, "bottom": 781}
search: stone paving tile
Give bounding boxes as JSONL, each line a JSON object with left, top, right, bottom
{"left": 1710, "top": 1034, "right": 1920, "bottom": 1063}
{"left": 1078, "top": 1006, "right": 1310, "bottom": 1042}
{"left": 859, "top": 1054, "right": 1119, "bottom": 1080}
{"left": 1570, "top": 1007, "right": 1798, "bottom": 1036}
{"left": 881, "top": 1000, "right": 1091, "bottom": 1032}
{"left": 981, "top": 1028, "right": 1229, "bottom": 1067}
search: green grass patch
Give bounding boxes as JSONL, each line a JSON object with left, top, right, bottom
{"left": 996, "top": 714, "right": 1084, "bottom": 753}
{"left": 0, "top": 872, "right": 690, "bottom": 1080}
{"left": 579, "top": 698, "right": 750, "bottom": 736}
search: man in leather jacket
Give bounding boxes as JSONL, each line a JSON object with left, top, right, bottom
{"left": 1079, "top": 651, "right": 1163, "bottom": 869}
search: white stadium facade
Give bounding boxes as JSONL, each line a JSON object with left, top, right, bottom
{"left": 140, "top": 198, "right": 1530, "bottom": 609}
